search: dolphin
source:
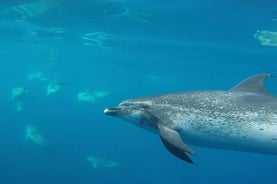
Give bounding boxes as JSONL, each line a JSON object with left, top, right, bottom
{"left": 46, "top": 82, "right": 66, "bottom": 95}
{"left": 93, "top": 90, "right": 109, "bottom": 98}
{"left": 25, "top": 125, "right": 49, "bottom": 150}
{"left": 27, "top": 72, "right": 47, "bottom": 81}
{"left": 86, "top": 155, "right": 120, "bottom": 169}
{"left": 78, "top": 90, "right": 109, "bottom": 103}
{"left": 16, "top": 102, "right": 24, "bottom": 113}
{"left": 104, "top": 73, "right": 277, "bottom": 164}
{"left": 77, "top": 91, "right": 96, "bottom": 103}
{"left": 11, "top": 86, "right": 28, "bottom": 99}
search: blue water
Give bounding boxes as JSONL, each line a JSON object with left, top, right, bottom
{"left": 0, "top": 0, "right": 277, "bottom": 183}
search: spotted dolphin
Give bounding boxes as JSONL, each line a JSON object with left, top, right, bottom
{"left": 47, "top": 82, "right": 66, "bottom": 95}
{"left": 86, "top": 155, "right": 120, "bottom": 169}
{"left": 25, "top": 125, "right": 50, "bottom": 150}
{"left": 104, "top": 74, "right": 277, "bottom": 164}
{"left": 11, "top": 86, "right": 28, "bottom": 99}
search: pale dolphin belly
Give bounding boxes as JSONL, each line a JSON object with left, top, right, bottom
{"left": 179, "top": 120, "right": 277, "bottom": 155}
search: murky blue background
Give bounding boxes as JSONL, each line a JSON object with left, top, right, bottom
{"left": 0, "top": 0, "right": 276, "bottom": 183}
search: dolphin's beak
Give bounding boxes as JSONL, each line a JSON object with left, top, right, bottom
{"left": 104, "top": 107, "right": 121, "bottom": 115}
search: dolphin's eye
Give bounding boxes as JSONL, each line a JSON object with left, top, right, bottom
{"left": 140, "top": 104, "right": 150, "bottom": 109}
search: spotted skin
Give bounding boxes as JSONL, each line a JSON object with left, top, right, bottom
{"left": 126, "top": 91, "right": 277, "bottom": 153}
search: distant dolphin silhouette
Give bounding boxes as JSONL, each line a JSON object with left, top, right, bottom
{"left": 77, "top": 91, "right": 95, "bottom": 103}
{"left": 105, "top": 74, "right": 277, "bottom": 163}
{"left": 27, "top": 72, "right": 47, "bottom": 81}
{"left": 25, "top": 125, "right": 50, "bottom": 150}
{"left": 86, "top": 155, "right": 119, "bottom": 169}
{"left": 47, "top": 82, "right": 66, "bottom": 95}
{"left": 11, "top": 86, "right": 28, "bottom": 99}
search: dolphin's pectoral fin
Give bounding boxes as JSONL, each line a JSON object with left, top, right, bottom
{"left": 160, "top": 135, "right": 194, "bottom": 164}
{"left": 229, "top": 73, "right": 274, "bottom": 95}
{"left": 158, "top": 125, "right": 195, "bottom": 164}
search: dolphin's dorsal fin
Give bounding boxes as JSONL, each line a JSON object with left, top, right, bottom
{"left": 229, "top": 73, "right": 274, "bottom": 95}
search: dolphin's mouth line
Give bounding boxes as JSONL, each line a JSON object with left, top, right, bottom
{"left": 104, "top": 107, "right": 121, "bottom": 114}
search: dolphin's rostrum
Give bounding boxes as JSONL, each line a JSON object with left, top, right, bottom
{"left": 104, "top": 74, "right": 277, "bottom": 164}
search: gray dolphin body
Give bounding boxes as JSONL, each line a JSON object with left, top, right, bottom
{"left": 104, "top": 74, "right": 277, "bottom": 163}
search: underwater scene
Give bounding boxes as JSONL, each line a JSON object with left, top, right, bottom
{"left": 0, "top": 0, "right": 277, "bottom": 183}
